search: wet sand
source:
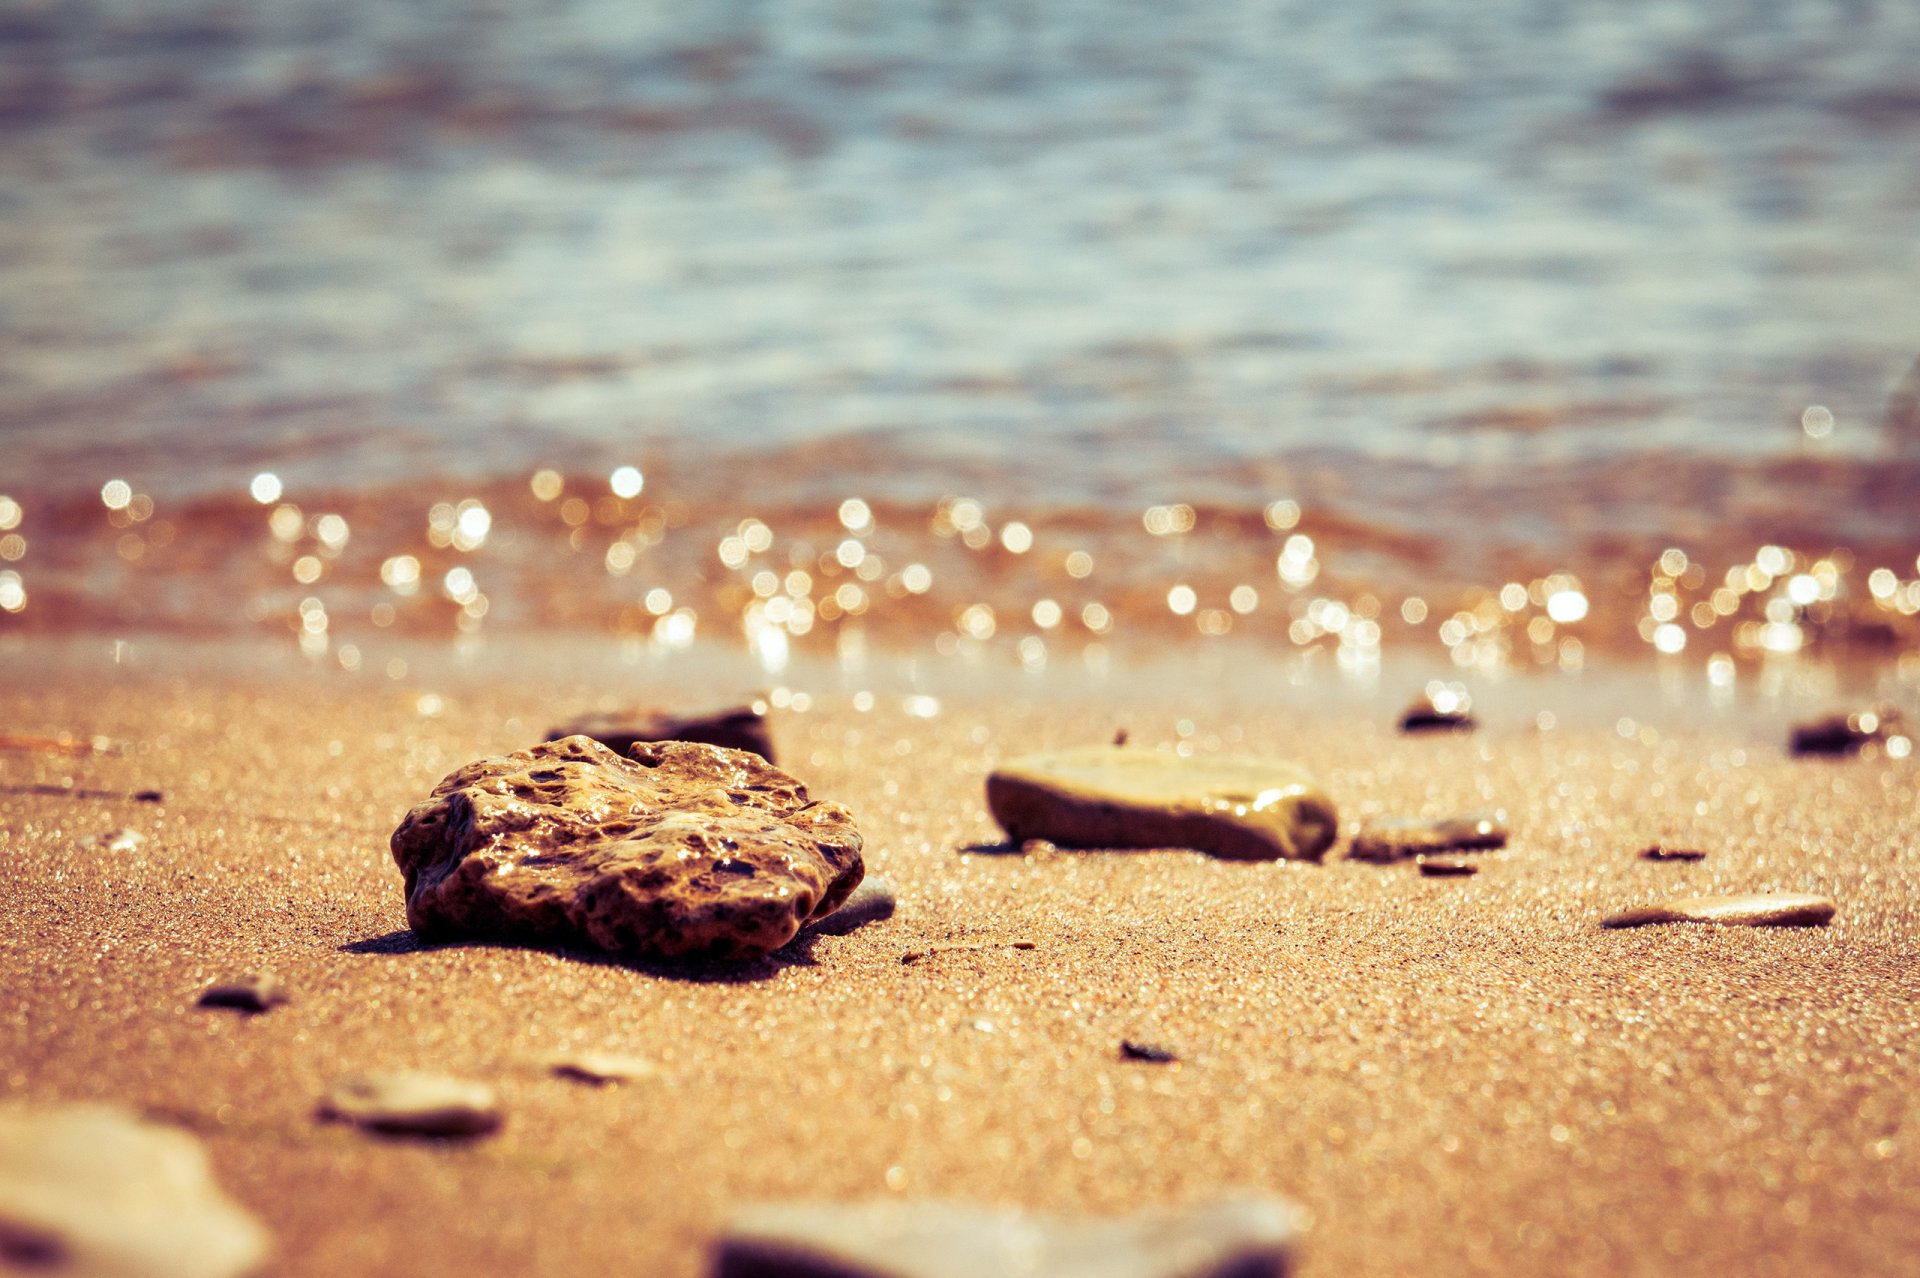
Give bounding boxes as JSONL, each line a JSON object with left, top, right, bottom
{"left": 2, "top": 643, "right": 1917, "bottom": 1277}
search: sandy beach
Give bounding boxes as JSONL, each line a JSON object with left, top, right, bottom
{"left": 3, "top": 640, "right": 1915, "bottom": 1277}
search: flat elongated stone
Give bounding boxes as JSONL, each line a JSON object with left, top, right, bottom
{"left": 1417, "top": 855, "right": 1479, "bottom": 877}
{"left": 712, "top": 1197, "right": 1302, "bottom": 1278}
{"left": 319, "top": 1072, "right": 501, "bottom": 1138}
{"left": 0, "top": 1103, "right": 271, "bottom": 1278}
{"left": 1349, "top": 815, "right": 1507, "bottom": 863}
{"left": 196, "top": 974, "right": 288, "bottom": 1014}
{"left": 547, "top": 704, "right": 774, "bottom": 762}
{"left": 547, "top": 1052, "right": 661, "bottom": 1084}
{"left": 986, "top": 748, "right": 1337, "bottom": 861}
{"left": 1120, "top": 1040, "right": 1180, "bottom": 1063}
{"left": 390, "top": 736, "right": 863, "bottom": 961}
{"left": 1789, "top": 708, "right": 1899, "bottom": 756}
{"left": 1398, "top": 683, "right": 1476, "bottom": 734}
{"left": 1639, "top": 844, "right": 1706, "bottom": 862}
{"left": 1601, "top": 893, "right": 1836, "bottom": 929}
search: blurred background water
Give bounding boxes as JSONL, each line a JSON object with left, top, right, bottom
{"left": 2, "top": 0, "right": 1918, "bottom": 659}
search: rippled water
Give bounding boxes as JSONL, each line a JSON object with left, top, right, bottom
{"left": 3, "top": 0, "right": 1919, "bottom": 666}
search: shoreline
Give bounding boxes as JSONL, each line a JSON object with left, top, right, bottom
{"left": 3, "top": 639, "right": 1916, "bottom": 1276}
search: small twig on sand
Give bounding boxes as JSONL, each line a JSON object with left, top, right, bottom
{"left": 901, "top": 940, "right": 1037, "bottom": 965}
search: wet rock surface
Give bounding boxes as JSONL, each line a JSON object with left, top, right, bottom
{"left": 1417, "top": 855, "right": 1479, "bottom": 877}
{"left": 0, "top": 1103, "right": 271, "bottom": 1278}
{"left": 712, "top": 1196, "right": 1302, "bottom": 1278}
{"left": 1349, "top": 815, "right": 1507, "bottom": 863}
{"left": 319, "top": 1072, "right": 501, "bottom": 1138}
{"left": 196, "top": 974, "right": 288, "bottom": 1014}
{"left": 547, "top": 704, "right": 775, "bottom": 762}
{"left": 986, "top": 747, "right": 1338, "bottom": 861}
{"left": 1601, "top": 893, "right": 1836, "bottom": 929}
{"left": 390, "top": 736, "right": 863, "bottom": 961}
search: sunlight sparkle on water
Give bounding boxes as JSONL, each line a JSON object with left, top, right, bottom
{"left": 610, "top": 467, "right": 644, "bottom": 499}
{"left": 249, "top": 473, "right": 282, "bottom": 504}
{"left": 1263, "top": 500, "right": 1301, "bottom": 531}
{"left": 1546, "top": 588, "right": 1589, "bottom": 624}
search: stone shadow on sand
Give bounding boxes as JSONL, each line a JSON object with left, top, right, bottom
{"left": 337, "top": 928, "right": 827, "bottom": 984}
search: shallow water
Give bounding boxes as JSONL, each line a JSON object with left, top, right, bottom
{"left": 2, "top": 0, "right": 1918, "bottom": 672}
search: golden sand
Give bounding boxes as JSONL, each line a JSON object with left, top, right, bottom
{"left": 1, "top": 650, "right": 1916, "bottom": 1277}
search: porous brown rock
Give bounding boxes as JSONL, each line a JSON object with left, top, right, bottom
{"left": 1601, "top": 893, "right": 1836, "bottom": 929}
{"left": 712, "top": 1197, "right": 1302, "bottom": 1278}
{"left": 0, "top": 1103, "right": 271, "bottom": 1278}
{"left": 546, "top": 704, "right": 775, "bottom": 762}
{"left": 390, "top": 736, "right": 863, "bottom": 961}
{"left": 986, "top": 747, "right": 1338, "bottom": 862}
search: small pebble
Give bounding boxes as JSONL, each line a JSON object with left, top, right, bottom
{"left": 196, "top": 974, "right": 289, "bottom": 1014}
{"left": 805, "top": 876, "right": 897, "bottom": 936}
{"left": 1640, "top": 845, "right": 1706, "bottom": 862}
{"left": 1789, "top": 708, "right": 1899, "bottom": 756}
{"left": 1601, "top": 893, "right": 1836, "bottom": 930}
{"left": 1417, "top": 855, "right": 1478, "bottom": 877}
{"left": 547, "top": 1052, "right": 660, "bottom": 1085}
{"left": 1350, "top": 815, "right": 1507, "bottom": 863}
{"left": 93, "top": 828, "right": 146, "bottom": 852}
{"left": 319, "top": 1071, "right": 501, "bottom": 1138}
{"left": 1120, "top": 1040, "right": 1180, "bottom": 1063}
{"left": 1398, "top": 683, "right": 1476, "bottom": 734}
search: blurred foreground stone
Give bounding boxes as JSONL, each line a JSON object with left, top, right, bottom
{"left": 0, "top": 1104, "right": 270, "bottom": 1277}
{"left": 713, "top": 1196, "right": 1302, "bottom": 1278}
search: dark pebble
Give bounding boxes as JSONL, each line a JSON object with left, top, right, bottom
{"left": 1789, "top": 709, "right": 1898, "bottom": 756}
{"left": 1120, "top": 1040, "right": 1180, "bottom": 1064}
{"left": 197, "top": 973, "right": 289, "bottom": 1013}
